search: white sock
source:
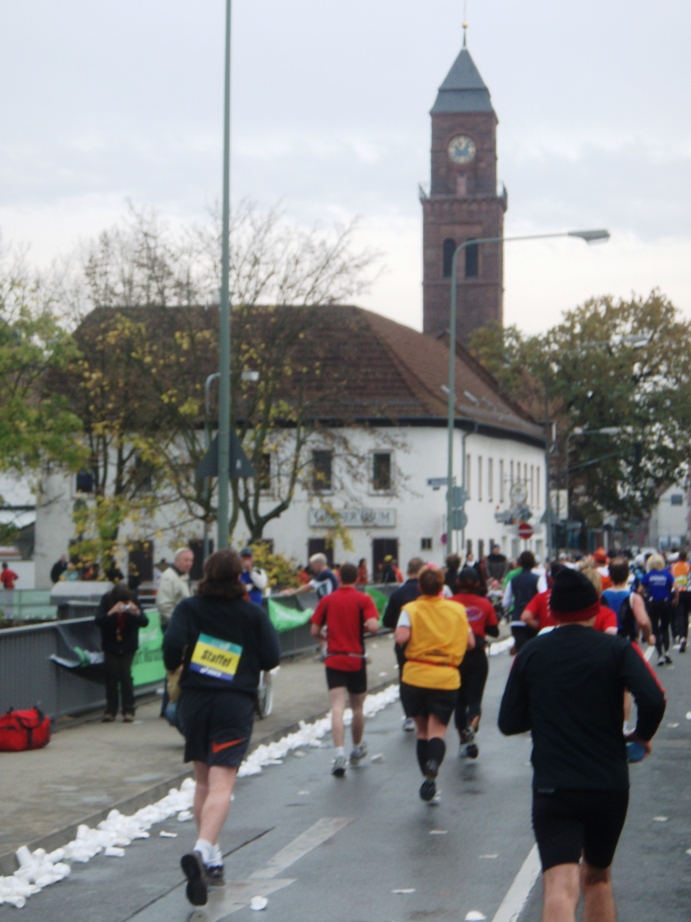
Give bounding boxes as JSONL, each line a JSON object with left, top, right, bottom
{"left": 335, "top": 747, "right": 345, "bottom": 758}
{"left": 194, "top": 838, "right": 214, "bottom": 865}
{"left": 209, "top": 844, "right": 223, "bottom": 867}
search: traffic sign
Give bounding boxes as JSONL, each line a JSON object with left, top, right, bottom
{"left": 517, "top": 521, "right": 533, "bottom": 540}
{"left": 427, "top": 477, "right": 450, "bottom": 490}
{"left": 447, "top": 486, "right": 468, "bottom": 507}
{"left": 451, "top": 510, "right": 468, "bottom": 531}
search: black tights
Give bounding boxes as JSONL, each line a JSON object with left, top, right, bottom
{"left": 648, "top": 600, "right": 672, "bottom": 656}
{"left": 454, "top": 647, "right": 489, "bottom": 735}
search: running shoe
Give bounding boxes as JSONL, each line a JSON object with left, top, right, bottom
{"left": 180, "top": 850, "right": 209, "bottom": 906}
{"left": 419, "top": 778, "right": 437, "bottom": 802}
{"left": 206, "top": 865, "right": 225, "bottom": 888}
{"left": 101, "top": 714, "right": 115, "bottom": 723}
{"left": 664, "top": 654, "right": 673, "bottom": 664}
{"left": 122, "top": 713, "right": 134, "bottom": 723}
{"left": 350, "top": 742, "right": 368, "bottom": 766}
{"left": 680, "top": 638, "right": 687, "bottom": 653}
{"left": 402, "top": 717, "right": 416, "bottom": 732}
{"left": 657, "top": 656, "right": 666, "bottom": 667}
{"left": 331, "top": 755, "right": 347, "bottom": 778}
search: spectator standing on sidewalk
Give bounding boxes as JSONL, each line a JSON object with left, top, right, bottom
{"left": 163, "top": 549, "right": 280, "bottom": 906}
{"left": 0, "top": 562, "right": 18, "bottom": 589}
{"left": 383, "top": 557, "right": 426, "bottom": 732}
{"left": 96, "top": 583, "right": 149, "bottom": 722}
{"left": 157, "top": 548, "right": 193, "bottom": 630}
{"left": 309, "top": 563, "right": 380, "bottom": 777}
{"left": 238, "top": 547, "right": 268, "bottom": 605}
{"left": 499, "top": 567, "right": 666, "bottom": 922}
{"left": 50, "top": 554, "right": 68, "bottom": 584}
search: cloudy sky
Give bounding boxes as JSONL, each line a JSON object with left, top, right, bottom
{"left": 1, "top": 0, "right": 689, "bottom": 334}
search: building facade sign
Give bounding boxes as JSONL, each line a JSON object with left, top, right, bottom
{"left": 308, "top": 508, "right": 397, "bottom": 529}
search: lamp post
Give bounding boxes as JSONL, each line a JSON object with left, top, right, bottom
{"left": 446, "top": 229, "right": 610, "bottom": 558}
{"left": 217, "top": 0, "right": 232, "bottom": 549}
{"left": 564, "top": 426, "right": 621, "bottom": 553}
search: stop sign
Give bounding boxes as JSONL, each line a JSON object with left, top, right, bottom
{"left": 517, "top": 521, "right": 533, "bottom": 539}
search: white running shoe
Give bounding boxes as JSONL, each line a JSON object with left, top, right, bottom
{"left": 350, "top": 742, "right": 368, "bottom": 766}
{"left": 402, "top": 717, "right": 415, "bottom": 732}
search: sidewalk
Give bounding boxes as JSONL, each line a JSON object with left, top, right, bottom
{"left": 0, "top": 636, "right": 399, "bottom": 874}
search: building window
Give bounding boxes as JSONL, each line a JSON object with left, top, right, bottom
{"left": 478, "top": 539, "right": 484, "bottom": 559}
{"left": 466, "top": 539, "right": 473, "bottom": 556}
{"left": 478, "top": 456, "right": 483, "bottom": 501}
{"left": 488, "top": 458, "right": 494, "bottom": 502}
{"left": 671, "top": 494, "right": 684, "bottom": 506}
{"left": 312, "top": 450, "right": 333, "bottom": 492}
{"left": 372, "top": 452, "right": 393, "bottom": 492}
{"left": 466, "top": 453, "right": 471, "bottom": 499}
{"left": 258, "top": 452, "right": 272, "bottom": 492}
{"left": 133, "top": 454, "right": 154, "bottom": 492}
{"left": 442, "top": 238, "right": 457, "bottom": 278}
{"left": 456, "top": 174, "right": 467, "bottom": 196}
{"left": 76, "top": 470, "right": 94, "bottom": 493}
{"left": 421, "top": 537, "right": 433, "bottom": 551}
{"left": 510, "top": 460, "right": 514, "bottom": 485}
{"left": 530, "top": 465, "right": 535, "bottom": 506}
{"left": 517, "top": 461, "right": 521, "bottom": 483}
{"left": 465, "top": 239, "right": 479, "bottom": 278}
{"left": 536, "top": 466, "right": 541, "bottom": 508}
{"left": 499, "top": 459, "right": 505, "bottom": 502}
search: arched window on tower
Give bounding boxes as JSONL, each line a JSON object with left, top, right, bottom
{"left": 465, "top": 239, "right": 479, "bottom": 278}
{"left": 442, "top": 238, "right": 456, "bottom": 278}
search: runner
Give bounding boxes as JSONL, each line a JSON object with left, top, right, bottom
{"left": 282, "top": 552, "right": 338, "bottom": 600}
{"left": 163, "top": 549, "right": 281, "bottom": 906}
{"left": 499, "top": 567, "right": 666, "bottom": 922}
{"left": 503, "top": 551, "right": 540, "bottom": 652}
{"left": 451, "top": 567, "right": 499, "bottom": 759}
{"left": 382, "top": 557, "right": 426, "bottom": 732}
{"left": 669, "top": 550, "right": 691, "bottom": 652}
{"left": 520, "top": 562, "right": 564, "bottom": 634}
{"left": 394, "top": 566, "right": 473, "bottom": 804}
{"left": 309, "top": 563, "right": 380, "bottom": 777}
{"left": 640, "top": 554, "right": 676, "bottom": 666}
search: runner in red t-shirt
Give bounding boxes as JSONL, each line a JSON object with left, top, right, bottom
{"left": 310, "top": 563, "right": 380, "bottom": 777}
{"left": 451, "top": 567, "right": 500, "bottom": 759}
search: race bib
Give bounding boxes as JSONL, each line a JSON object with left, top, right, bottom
{"left": 190, "top": 633, "right": 243, "bottom": 682}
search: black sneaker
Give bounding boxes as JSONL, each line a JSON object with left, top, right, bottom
{"left": 680, "top": 638, "right": 687, "bottom": 653}
{"left": 101, "top": 714, "right": 116, "bottom": 723}
{"left": 664, "top": 653, "right": 673, "bottom": 665}
{"left": 423, "top": 759, "right": 440, "bottom": 780}
{"left": 465, "top": 742, "right": 479, "bottom": 759}
{"left": 419, "top": 778, "right": 437, "bottom": 802}
{"left": 206, "top": 865, "right": 225, "bottom": 888}
{"left": 181, "top": 850, "right": 209, "bottom": 906}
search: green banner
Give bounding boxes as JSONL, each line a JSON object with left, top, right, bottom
{"left": 365, "top": 587, "right": 389, "bottom": 625}
{"left": 131, "top": 608, "right": 166, "bottom": 687}
{"left": 267, "top": 598, "right": 313, "bottom": 633}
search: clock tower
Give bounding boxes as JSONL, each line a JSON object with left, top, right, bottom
{"left": 422, "top": 43, "right": 507, "bottom": 342}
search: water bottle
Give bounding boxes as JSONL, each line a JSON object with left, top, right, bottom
{"left": 626, "top": 741, "right": 646, "bottom": 763}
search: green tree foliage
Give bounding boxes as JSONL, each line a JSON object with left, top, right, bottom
{"left": 0, "top": 245, "right": 84, "bottom": 476}
{"left": 470, "top": 291, "right": 691, "bottom": 527}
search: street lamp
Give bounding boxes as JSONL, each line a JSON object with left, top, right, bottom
{"left": 217, "top": 0, "right": 233, "bottom": 549}
{"left": 445, "top": 229, "right": 611, "bottom": 556}
{"left": 564, "top": 426, "right": 622, "bottom": 553}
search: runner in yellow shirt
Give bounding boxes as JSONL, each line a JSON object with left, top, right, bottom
{"left": 395, "top": 565, "right": 473, "bottom": 804}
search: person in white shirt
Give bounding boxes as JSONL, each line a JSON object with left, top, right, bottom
{"left": 157, "top": 548, "right": 193, "bottom": 630}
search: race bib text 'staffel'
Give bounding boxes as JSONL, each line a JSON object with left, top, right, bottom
{"left": 190, "top": 634, "right": 243, "bottom": 682}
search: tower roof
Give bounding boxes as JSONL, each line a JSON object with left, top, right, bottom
{"left": 431, "top": 47, "right": 494, "bottom": 115}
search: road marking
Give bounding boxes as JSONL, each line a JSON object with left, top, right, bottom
{"left": 250, "top": 817, "right": 353, "bottom": 879}
{"left": 193, "top": 818, "right": 354, "bottom": 920}
{"left": 491, "top": 844, "right": 541, "bottom": 922}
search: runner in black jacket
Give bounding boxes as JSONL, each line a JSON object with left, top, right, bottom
{"left": 163, "top": 549, "right": 280, "bottom": 906}
{"left": 383, "top": 557, "right": 425, "bottom": 731}
{"left": 499, "top": 567, "right": 665, "bottom": 922}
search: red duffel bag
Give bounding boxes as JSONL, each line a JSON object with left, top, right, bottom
{"left": 0, "top": 706, "right": 51, "bottom": 752}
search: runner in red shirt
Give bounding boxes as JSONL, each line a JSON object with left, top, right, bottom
{"left": 451, "top": 567, "right": 500, "bottom": 759}
{"left": 310, "top": 563, "right": 380, "bottom": 777}
{"left": 0, "top": 563, "right": 18, "bottom": 590}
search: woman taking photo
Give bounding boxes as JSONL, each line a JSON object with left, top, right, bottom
{"left": 395, "top": 566, "right": 472, "bottom": 805}
{"left": 163, "top": 549, "right": 281, "bottom": 906}
{"left": 95, "top": 582, "right": 148, "bottom": 723}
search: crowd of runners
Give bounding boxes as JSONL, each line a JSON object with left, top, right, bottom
{"left": 152, "top": 543, "right": 672, "bottom": 921}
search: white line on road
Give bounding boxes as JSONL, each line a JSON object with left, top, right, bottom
{"left": 490, "top": 844, "right": 541, "bottom": 922}
{"left": 249, "top": 817, "right": 353, "bottom": 880}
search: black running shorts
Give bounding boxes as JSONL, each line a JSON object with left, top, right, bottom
{"left": 532, "top": 789, "right": 629, "bottom": 871}
{"left": 178, "top": 688, "right": 254, "bottom": 768}
{"left": 325, "top": 664, "right": 367, "bottom": 695}
{"left": 399, "top": 683, "right": 458, "bottom": 725}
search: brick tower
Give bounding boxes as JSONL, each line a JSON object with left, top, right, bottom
{"left": 421, "top": 42, "right": 507, "bottom": 343}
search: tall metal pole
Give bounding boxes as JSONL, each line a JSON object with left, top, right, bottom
{"left": 217, "top": 0, "right": 232, "bottom": 549}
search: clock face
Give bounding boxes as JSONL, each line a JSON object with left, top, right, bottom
{"left": 448, "top": 135, "right": 477, "bottom": 165}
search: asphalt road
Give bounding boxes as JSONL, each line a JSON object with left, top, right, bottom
{"left": 4, "top": 643, "right": 690, "bottom": 922}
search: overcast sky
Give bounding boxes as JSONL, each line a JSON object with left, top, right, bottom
{"left": 1, "top": 0, "right": 689, "bottom": 334}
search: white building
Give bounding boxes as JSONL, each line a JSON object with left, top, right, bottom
{"left": 34, "top": 306, "right": 546, "bottom": 588}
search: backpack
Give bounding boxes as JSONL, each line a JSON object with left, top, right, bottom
{"left": 0, "top": 706, "right": 51, "bottom": 752}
